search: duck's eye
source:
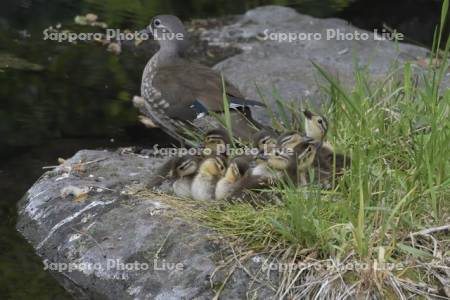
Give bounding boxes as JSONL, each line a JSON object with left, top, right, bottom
{"left": 317, "top": 119, "right": 323, "bottom": 124}
{"left": 154, "top": 19, "right": 161, "bottom": 26}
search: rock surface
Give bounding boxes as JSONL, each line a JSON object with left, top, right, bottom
{"left": 17, "top": 149, "right": 275, "bottom": 299}
{"left": 17, "top": 6, "right": 448, "bottom": 299}
{"left": 206, "top": 6, "right": 447, "bottom": 122}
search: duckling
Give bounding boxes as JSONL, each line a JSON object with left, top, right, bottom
{"left": 252, "top": 137, "right": 308, "bottom": 182}
{"left": 171, "top": 155, "right": 200, "bottom": 198}
{"left": 315, "top": 150, "right": 351, "bottom": 177}
{"left": 303, "top": 109, "right": 329, "bottom": 145}
{"left": 202, "top": 128, "right": 231, "bottom": 156}
{"left": 266, "top": 147, "right": 298, "bottom": 184}
{"left": 251, "top": 153, "right": 273, "bottom": 179}
{"left": 278, "top": 131, "right": 312, "bottom": 151}
{"left": 303, "top": 109, "right": 350, "bottom": 180}
{"left": 252, "top": 130, "right": 277, "bottom": 154}
{"left": 294, "top": 140, "right": 319, "bottom": 185}
{"left": 249, "top": 130, "right": 277, "bottom": 178}
{"left": 215, "top": 157, "right": 250, "bottom": 200}
{"left": 191, "top": 156, "right": 227, "bottom": 201}
{"left": 148, "top": 156, "right": 177, "bottom": 188}
{"left": 264, "top": 138, "right": 318, "bottom": 185}
{"left": 148, "top": 128, "right": 225, "bottom": 185}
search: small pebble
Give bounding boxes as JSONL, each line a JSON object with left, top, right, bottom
{"left": 85, "top": 13, "right": 98, "bottom": 23}
{"left": 107, "top": 42, "right": 121, "bottom": 55}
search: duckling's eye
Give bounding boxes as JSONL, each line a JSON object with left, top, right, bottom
{"left": 317, "top": 119, "right": 323, "bottom": 124}
{"left": 154, "top": 19, "right": 161, "bottom": 26}
{"left": 178, "top": 162, "right": 189, "bottom": 170}
{"left": 217, "top": 161, "right": 225, "bottom": 170}
{"left": 261, "top": 137, "right": 270, "bottom": 144}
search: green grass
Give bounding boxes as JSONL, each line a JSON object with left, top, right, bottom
{"left": 192, "top": 0, "right": 450, "bottom": 297}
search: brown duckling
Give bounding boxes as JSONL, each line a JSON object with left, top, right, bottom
{"left": 171, "top": 155, "right": 200, "bottom": 198}
{"left": 278, "top": 131, "right": 312, "bottom": 151}
{"left": 201, "top": 128, "right": 231, "bottom": 156}
{"left": 215, "top": 157, "right": 251, "bottom": 200}
{"left": 252, "top": 129, "right": 277, "bottom": 154}
{"left": 148, "top": 128, "right": 229, "bottom": 187}
{"left": 265, "top": 138, "right": 318, "bottom": 186}
{"left": 303, "top": 109, "right": 350, "bottom": 180}
{"left": 266, "top": 147, "right": 298, "bottom": 184}
{"left": 246, "top": 130, "right": 275, "bottom": 178}
{"left": 294, "top": 140, "right": 320, "bottom": 185}
{"left": 191, "top": 156, "right": 227, "bottom": 201}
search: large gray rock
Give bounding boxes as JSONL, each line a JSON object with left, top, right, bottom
{"left": 17, "top": 149, "right": 275, "bottom": 299}
{"left": 205, "top": 6, "right": 447, "bottom": 122}
{"left": 17, "top": 6, "right": 448, "bottom": 299}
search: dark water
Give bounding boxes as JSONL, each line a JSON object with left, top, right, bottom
{"left": 0, "top": 0, "right": 444, "bottom": 298}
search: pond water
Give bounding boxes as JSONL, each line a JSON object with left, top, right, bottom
{"left": 0, "top": 0, "right": 444, "bottom": 298}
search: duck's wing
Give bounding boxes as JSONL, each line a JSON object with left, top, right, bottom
{"left": 140, "top": 60, "right": 266, "bottom": 144}
{"left": 152, "top": 61, "right": 264, "bottom": 119}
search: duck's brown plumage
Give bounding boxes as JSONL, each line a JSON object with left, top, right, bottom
{"left": 138, "top": 15, "right": 266, "bottom": 145}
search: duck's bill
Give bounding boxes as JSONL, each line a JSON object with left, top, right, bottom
{"left": 135, "top": 28, "right": 153, "bottom": 46}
